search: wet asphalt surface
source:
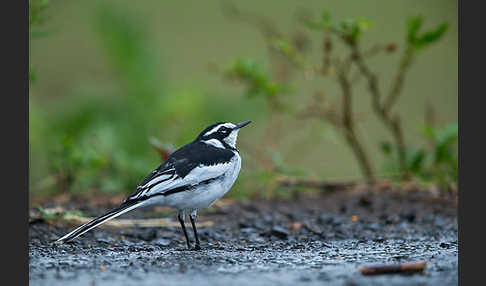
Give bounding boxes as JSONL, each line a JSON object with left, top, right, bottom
{"left": 29, "top": 190, "right": 458, "bottom": 286}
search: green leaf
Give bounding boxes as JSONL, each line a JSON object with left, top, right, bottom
{"left": 436, "top": 121, "right": 458, "bottom": 146}
{"left": 407, "top": 15, "right": 424, "bottom": 44}
{"left": 422, "top": 124, "right": 437, "bottom": 141}
{"left": 336, "top": 18, "right": 371, "bottom": 42}
{"left": 434, "top": 122, "right": 458, "bottom": 164}
{"left": 29, "top": 0, "right": 50, "bottom": 26}
{"left": 320, "top": 11, "right": 331, "bottom": 26}
{"left": 272, "top": 39, "right": 293, "bottom": 55}
{"left": 271, "top": 39, "right": 305, "bottom": 67}
{"left": 434, "top": 143, "right": 453, "bottom": 165}
{"left": 352, "top": 18, "right": 371, "bottom": 41}
{"left": 356, "top": 18, "right": 371, "bottom": 31}
{"left": 408, "top": 149, "right": 426, "bottom": 173}
{"left": 225, "top": 58, "right": 285, "bottom": 98}
{"left": 407, "top": 15, "right": 448, "bottom": 50}
{"left": 414, "top": 23, "right": 449, "bottom": 49}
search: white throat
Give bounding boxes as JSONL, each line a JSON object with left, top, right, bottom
{"left": 223, "top": 130, "right": 239, "bottom": 148}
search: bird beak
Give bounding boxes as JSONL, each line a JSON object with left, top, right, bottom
{"left": 235, "top": 120, "right": 252, "bottom": 129}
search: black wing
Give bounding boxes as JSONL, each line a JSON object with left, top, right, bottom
{"left": 124, "top": 141, "right": 235, "bottom": 202}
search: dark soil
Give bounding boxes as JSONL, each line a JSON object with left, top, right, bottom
{"left": 29, "top": 188, "right": 458, "bottom": 286}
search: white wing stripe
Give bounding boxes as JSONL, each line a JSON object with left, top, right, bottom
{"left": 141, "top": 162, "right": 232, "bottom": 198}
{"left": 142, "top": 174, "right": 173, "bottom": 189}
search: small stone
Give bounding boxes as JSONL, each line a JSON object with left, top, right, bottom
{"left": 401, "top": 212, "right": 416, "bottom": 223}
{"left": 270, "top": 226, "right": 290, "bottom": 239}
{"left": 291, "top": 222, "right": 303, "bottom": 231}
{"left": 358, "top": 196, "right": 373, "bottom": 207}
{"left": 138, "top": 229, "right": 157, "bottom": 241}
{"left": 440, "top": 242, "right": 451, "bottom": 248}
{"left": 373, "top": 237, "right": 385, "bottom": 243}
{"left": 154, "top": 238, "right": 171, "bottom": 247}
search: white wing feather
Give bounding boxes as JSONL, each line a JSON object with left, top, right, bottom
{"left": 139, "top": 162, "right": 231, "bottom": 198}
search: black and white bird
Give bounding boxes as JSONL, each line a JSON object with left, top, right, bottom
{"left": 55, "top": 120, "right": 251, "bottom": 250}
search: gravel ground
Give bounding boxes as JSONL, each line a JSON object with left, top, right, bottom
{"left": 29, "top": 189, "right": 458, "bottom": 286}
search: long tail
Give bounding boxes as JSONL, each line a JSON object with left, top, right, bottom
{"left": 54, "top": 201, "right": 144, "bottom": 244}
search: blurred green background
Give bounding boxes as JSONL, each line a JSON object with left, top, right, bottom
{"left": 29, "top": 0, "right": 457, "bottom": 202}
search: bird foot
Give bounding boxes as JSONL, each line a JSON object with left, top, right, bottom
{"left": 191, "top": 245, "right": 201, "bottom": 251}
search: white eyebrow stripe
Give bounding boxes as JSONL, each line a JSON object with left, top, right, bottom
{"left": 203, "top": 139, "right": 225, "bottom": 149}
{"left": 203, "top": 123, "right": 235, "bottom": 136}
{"left": 204, "top": 126, "right": 222, "bottom": 136}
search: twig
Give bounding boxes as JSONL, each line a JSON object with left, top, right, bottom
{"left": 383, "top": 47, "right": 414, "bottom": 111}
{"left": 359, "top": 261, "right": 427, "bottom": 275}
{"left": 350, "top": 43, "right": 409, "bottom": 179}
{"left": 31, "top": 209, "right": 214, "bottom": 228}
{"left": 300, "top": 63, "right": 376, "bottom": 182}
{"left": 62, "top": 214, "right": 214, "bottom": 228}
{"left": 336, "top": 66, "right": 375, "bottom": 182}
{"left": 298, "top": 90, "right": 342, "bottom": 127}
{"left": 362, "top": 43, "right": 396, "bottom": 58}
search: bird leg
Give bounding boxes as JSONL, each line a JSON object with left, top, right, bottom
{"left": 189, "top": 210, "right": 201, "bottom": 250}
{"left": 177, "top": 211, "right": 191, "bottom": 249}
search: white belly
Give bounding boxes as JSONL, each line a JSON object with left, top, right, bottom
{"left": 147, "top": 152, "right": 242, "bottom": 210}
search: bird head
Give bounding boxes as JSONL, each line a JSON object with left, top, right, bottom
{"left": 197, "top": 120, "right": 251, "bottom": 149}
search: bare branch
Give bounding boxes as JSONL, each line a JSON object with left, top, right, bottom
{"left": 336, "top": 66, "right": 375, "bottom": 182}
{"left": 349, "top": 43, "right": 409, "bottom": 179}
{"left": 359, "top": 261, "right": 427, "bottom": 276}
{"left": 383, "top": 47, "right": 414, "bottom": 111}
{"left": 362, "top": 42, "right": 397, "bottom": 58}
